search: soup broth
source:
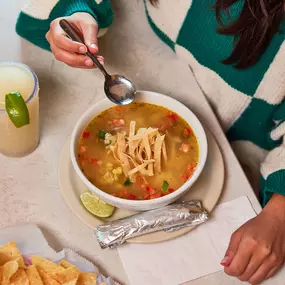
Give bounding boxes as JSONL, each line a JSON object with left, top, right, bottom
{"left": 78, "top": 103, "right": 199, "bottom": 200}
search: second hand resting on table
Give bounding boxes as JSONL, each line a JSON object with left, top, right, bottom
{"left": 46, "top": 11, "right": 285, "bottom": 285}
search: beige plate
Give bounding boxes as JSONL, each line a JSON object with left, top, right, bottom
{"left": 58, "top": 130, "right": 224, "bottom": 243}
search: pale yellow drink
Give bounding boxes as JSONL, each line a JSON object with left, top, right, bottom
{"left": 0, "top": 62, "right": 39, "bottom": 157}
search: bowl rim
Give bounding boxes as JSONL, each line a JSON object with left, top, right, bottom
{"left": 70, "top": 90, "right": 208, "bottom": 206}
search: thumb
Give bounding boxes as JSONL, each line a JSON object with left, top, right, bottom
{"left": 80, "top": 20, "right": 99, "bottom": 54}
{"left": 221, "top": 228, "right": 244, "bottom": 266}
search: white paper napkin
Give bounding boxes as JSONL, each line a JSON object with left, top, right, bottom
{"left": 118, "top": 196, "right": 257, "bottom": 285}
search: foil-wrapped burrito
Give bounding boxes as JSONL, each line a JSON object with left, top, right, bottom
{"left": 95, "top": 200, "right": 208, "bottom": 249}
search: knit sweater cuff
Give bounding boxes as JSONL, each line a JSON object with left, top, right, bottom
{"left": 61, "top": 1, "right": 99, "bottom": 26}
{"left": 260, "top": 169, "right": 285, "bottom": 207}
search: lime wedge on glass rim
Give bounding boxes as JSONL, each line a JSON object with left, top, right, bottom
{"left": 80, "top": 191, "right": 115, "bottom": 218}
{"left": 5, "top": 91, "right": 30, "bottom": 128}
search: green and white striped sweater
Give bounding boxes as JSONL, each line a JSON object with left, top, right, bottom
{"left": 16, "top": 0, "right": 285, "bottom": 206}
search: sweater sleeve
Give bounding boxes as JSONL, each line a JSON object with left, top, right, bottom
{"left": 260, "top": 102, "right": 285, "bottom": 206}
{"left": 16, "top": 0, "right": 113, "bottom": 51}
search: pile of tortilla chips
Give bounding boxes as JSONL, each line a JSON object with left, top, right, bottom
{"left": 0, "top": 242, "right": 106, "bottom": 285}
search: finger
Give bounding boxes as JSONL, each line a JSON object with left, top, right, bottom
{"left": 66, "top": 56, "right": 104, "bottom": 69}
{"left": 265, "top": 266, "right": 280, "bottom": 280}
{"left": 265, "top": 253, "right": 284, "bottom": 280}
{"left": 80, "top": 21, "right": 99, "bottom": 53}
{"left": 238, "top": 252, "right": 268, "bottom": 281}
{"left": 46, "top": 31, "right": 51, "bottom": 43}
{"left": 51, "top": 21, "right": 87, "bottom": 54}
{"left": 67, "top": 56, "right": 104, "bottom": 69}
{"left": 224, "top": 238, "right": 253, "bottom": 277}
{"left": 248, "top": 253, "right": 281, "bottom": 285}
{"left": 248, "top": 263, "right": 274, "bottom": 285}
{"left": 66, "top": 64, "right": 96, "bottom": 69}
{"left": 221, "top": 228, "right": 244, "bottom": 267}
{"left": 51, "top": 45, "right": 93, "bottom": 67}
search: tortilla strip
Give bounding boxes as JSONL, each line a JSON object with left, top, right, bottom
{"left": 154, "top": 134, "right": 165, "bottom": 174}
{"left": 128, "top": 160, "right": 155, "bottom": 176}
{"left": 129, "top": 121, "right": 136, "bottom": 137}
{"left": 124, "top": 153, "right": 149, "bottom": 177}
{"left": 128, "top": 121, "right": 136, "bottom": 157}
{"left": 124, "top": 153, "right": 138, "bottom": 169}
{"left": 121, "top": 153, "right": 136, "bottom": 182}
{"left": 131, "top": 127, "right": 157, "bottom": 141}
{"left": 162, "top": 140, "right": 167, "bottom": 162}
{"left": 117, "top": 133, "right": 131, "bottom": 176}
{"left": 147, "top": 163, "right": 154, "bottom": 176}
{"left": 143, "top": 133, "right": 151, "bottom": 160}
{"left": 137, "top": 144, "right": 144, "bottom": 164}
{"left": 109, "top": 144, "right": 121, "bottom": 164}
{"left": 108, "top": 122, "right": 167, "bottom": 180}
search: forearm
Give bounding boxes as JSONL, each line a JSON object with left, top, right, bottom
{"left": 263, "top": 194, "right": 285, "bottom": 221}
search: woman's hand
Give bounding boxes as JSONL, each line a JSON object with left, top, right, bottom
{"left": 221, "top": 194, "right": 285, "bottom": 284}
{"left": 46, "top": 12, "right": 104, "bottom": 68}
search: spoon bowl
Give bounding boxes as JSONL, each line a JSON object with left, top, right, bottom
{"left": 105, "top": 74, "right": 136, "bottom": 105}
{"left": 59, "top": 19, "right": 136, "bottom": 105}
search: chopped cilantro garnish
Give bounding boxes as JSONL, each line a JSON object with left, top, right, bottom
{"left": 124, "top": 178, "right": 132, "bottom": 186}
{"left": 162, "top": 180, "right": 169, "bottom": 192}
{"left": 97, "top": 129, "right": 106, "bottom": 138}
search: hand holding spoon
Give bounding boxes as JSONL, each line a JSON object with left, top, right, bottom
{"left": 59, "top": 19, "right": 136, "bottom": 105}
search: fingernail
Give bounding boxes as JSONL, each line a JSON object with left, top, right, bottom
{"left": 220, "top": 256, "right": 230, "bottom": 266}
{"left": 79, "top": 46, "right": 87, "bottom": 54}
{"left": 85, "top": 59, "right": 93, "bottom": 67}
{"left": 90, "top": 43, "right": 98, "bottom": 50}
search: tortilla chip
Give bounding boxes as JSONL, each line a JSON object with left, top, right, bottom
{"left": 1, "top": 260, "right": 19, "bottom": 285}
{"left": 52, "top": 266, "right": 79, "bottom": 285}
{"left": 9, "top": 268, "right": 29, "bottom": 285}
{"left": 32, "top": 256, "right": 64, "bottom": 275}
{"left": 0, "top": 242, "right": 25, "bottom": 268}
{"left": 37, "top": 267, "right": 60, "bottom": 285}
{"left": 76, "top": 272, "right": 97, "bottom": 285}
{"left": 26, "top": 265, "right": 44, "bottom": 285}
{"left": 59, "top": 260, "right": 74, "bottom": 269}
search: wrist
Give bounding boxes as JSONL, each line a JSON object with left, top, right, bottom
{"left": 262, "top": 194, "right": 285, "bottom": 221}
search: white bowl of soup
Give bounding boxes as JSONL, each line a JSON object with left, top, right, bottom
{"left": 70, "top": 91, "right": 207, "bottom": 211}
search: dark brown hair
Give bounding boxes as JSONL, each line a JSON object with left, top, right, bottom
{"left": 149, "top": 0, "right": 284, "bottom": 69}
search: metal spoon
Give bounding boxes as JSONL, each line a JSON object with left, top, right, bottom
{"left": 59, "top": 19, "right": 136, "bottom": 105}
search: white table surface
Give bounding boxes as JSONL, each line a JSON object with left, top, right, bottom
{"left": 0, "top": 1, "right": 284, "bottom": 284}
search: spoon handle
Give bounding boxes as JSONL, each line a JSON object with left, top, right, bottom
{"left": 59, "top": 19, "right": 109, "bottom": 77}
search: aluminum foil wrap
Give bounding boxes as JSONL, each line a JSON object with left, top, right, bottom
{"left": 95, "top": 200, "right": 208, "bottom": 249}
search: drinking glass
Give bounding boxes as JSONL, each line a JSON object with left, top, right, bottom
{"left": 0, "top": 61, "right": 40, "bottom": 157}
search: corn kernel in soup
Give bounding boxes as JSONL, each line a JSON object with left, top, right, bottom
{"left": 77, "top": 103, "right": 199, "bottom": 200}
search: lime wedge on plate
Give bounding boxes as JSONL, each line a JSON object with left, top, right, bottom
{"left": 5, "top": 91, "right": 30, "bottom": 128}
{"left": 80, "top": 191, "right": 115, "bottom": 218}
